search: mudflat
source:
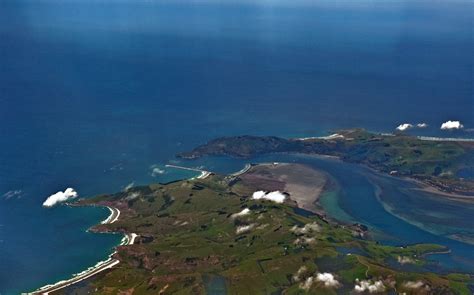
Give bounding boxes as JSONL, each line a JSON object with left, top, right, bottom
{"left": 232, "top": 163, "right": 329, "bottom": 213}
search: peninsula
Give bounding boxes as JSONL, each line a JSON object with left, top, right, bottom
{"left": 178, "top": 129, "right": 474, "bottom": 198}
{"left": 32, "top": 163, "right": 473, "bottom": 294}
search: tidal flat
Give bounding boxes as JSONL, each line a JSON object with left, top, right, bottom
{"left": 41, "top": 161, "right": 473, "bottom": 294}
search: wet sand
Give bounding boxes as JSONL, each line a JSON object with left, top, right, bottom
{"left": 235, "top": 163, "right": 329, "bottom": 213}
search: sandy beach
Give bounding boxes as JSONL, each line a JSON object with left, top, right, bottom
{"left": 31, "top": 207, "right": 137, "bottom": 294}
{"left": 411, "top": 184, "right": 474, "bottom": 203}
{"left": 197, "top": 170, "right": 212, "bottom": 179}
{"left": 101, "top": 206, "right": 120, "bottom": 224}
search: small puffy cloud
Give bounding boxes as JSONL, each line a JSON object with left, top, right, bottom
{"left": 294, "top": 236, "right": 316, "bottom": 246}
{"left": 416, "top": 123, "right": 428, "bottom": 128}
{"left": 403, "top": 281, "right": 426, "bottom": 289}
{"left": 291, "top": 222, "right": 321, "bottom": 234}
{"left": 256, "top": 223, "right": 269, "bottom": 230}
{"left": 231, "top": 208, "right": 251, "bottom": 219}
{"left": 150, "top": 164, "right": 166, "bottom": 177}
{"left": 109, "top": 163, "right": 124, "bottom": 171}
{"left": 236, "top": 223, "right": 255, "bottom": 234}
{"left": 264, "top": 191, "right": 286, "bottom": 203}
{"left": 152, "top": 168, "right": 165, "bottom": 177}
{"left": 292, "top": 266, "right": 308, "bottom": 282}
{"left": 2, "top": 190, "right": 23, "bottom": 200}
{"left": 300, "top": 276, "right": 314, "bottom": 291}
{"left": 173, "top": 220, "right": 189, "bottom": 226}
{"left": 397, "top": 256, "right": 415, "bottom": 264}
{"left": 252, "top": 191, "right": 266, "bottom": 199}
{"left": 396, "top": 123, "right": 413, "bottom": 131}
{"left": 123, "top": 182, "right": 135, "bottom": 191}
{"left": 316, "top": 272, "right": 340, "bottom": 288}
{"left": 298, "top": 271, "right": 340, "bottom": 290}
{"left": 42, "top": 188, "right": 78, "bottom": 207}
{"left": 440, "top": 120, "right": 464, "bottom": 130}
{"left": 252, "top": 191, "right": 286, "bottom": 203}
{"left": 354, "top": 279, "right": 385, "bottom": 293}
{"left": 125, "top": 192, "right": 140, "bottom": 201}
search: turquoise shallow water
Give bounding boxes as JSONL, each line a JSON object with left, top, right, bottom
{"left": 196, "top": 154, "right": 474, "bottom": 273}
{"left": 0, "top": 0, "right": 473, "bottom": 293}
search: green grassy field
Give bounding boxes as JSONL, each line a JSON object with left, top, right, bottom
{"left": 178, "top": 129, "right": 474, "bottom": 195}
{"left": 73, "top": 173, "right": 473, "bottom": 294}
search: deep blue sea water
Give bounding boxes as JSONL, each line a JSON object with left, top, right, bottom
{"left": 0, "top": 0, "right": 473, "bottom": 293}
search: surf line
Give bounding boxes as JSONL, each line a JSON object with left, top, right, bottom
{"left": 30, "top": 206, "right": 136, "bottom": 294}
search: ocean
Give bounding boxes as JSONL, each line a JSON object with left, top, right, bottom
{"left": 0, "top": 0, "right": 473, "bottom": 293}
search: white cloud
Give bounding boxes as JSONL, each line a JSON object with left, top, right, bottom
{"left": 42, "top": 188, "right": 78, "bottom": 207}
{"left": 294, "top": 236, "right": 316, "bottom": 246}
{"left": 236, "top": 224, "right": 255, "bottom": 234}
{"left": 416, "top": 123, "right": 428, "bottom": 128}
{"left": 354, "top": 279, "right": 385, "bottom": 293}
{"left": 252, "top": 191, "right": 286, "bottom": 203}
{"left": 231, "top": 208, "right": 251, "bottom": 219}
{"left": 256, "top": 223, "right": 268, "bottom": 230}
{"left": 403, "top": 281, "right": 425, "bottom": 289}
{"left": 124, "top": 182, "right": 135, "bottom": 191}
{"left": 265, "top": 191, "right": 286, "bottom": 203}
{"left": 316, "top": 272, "right": 340, "bottom": 288}
{"left": 292, "top": 266, "right": 308, "bottom": 282}
{"left": 150, "top": 164, "right": 166, "bottom": 177}
{"left": 2, "top": 190, "right": 23, "bottom": 200}
{"left": 291, "top": 222, "right": 321, "bottom": 234}
{"left": 125, "top": 192, "right": 140, "bottom": 201}
{"left": 300, "top": 276, "right": 314, "bottom": 291}
{"left": 252, "top": 191, "right": 266, "bottom": 199}
{"left": 151, "top": 167, "right": 165, "bottom": 177}
{"left": 396, "top": 123, "right": 413, "bottom": 131}
{"left": 397, "top": 256, "right": 414, "bottom": 264}
{"left": 441, "top": 120, "right": 464, "bottom": 130}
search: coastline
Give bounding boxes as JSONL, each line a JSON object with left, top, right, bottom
{"left": 165, "top": 164, "right": 211, "bottom": 180}
{"left": 100, "top": 206, "right": 120, "bottom": 224}
{"left": 29, "top": 160, "right": 472, "bottom": 293}
{"left": 417, "top": 136, "right": 474, "bottom": 142}
{"left": 29, "top": 162, "right": 472, "bottom": 292}
{"left": 230, "top": 163, "right": 252, "bottom": 177}
{"left": 30, "top": 206, "right": 136, "bottom": 294}
{"left": 410, "top": 182, "right": 474, "bottom": 202}
{"left": 33, "top": 169, "right": 213, "bottom": 294}
{"left": 301, "top": 152, "right": 473, "bottom": 202}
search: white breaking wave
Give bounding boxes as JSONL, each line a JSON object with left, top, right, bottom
{"left": 35, "top": 229, "right": 136, "bottom": 294}
{"left": 2, "top": 189, "right": 23, "bottom": 200}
